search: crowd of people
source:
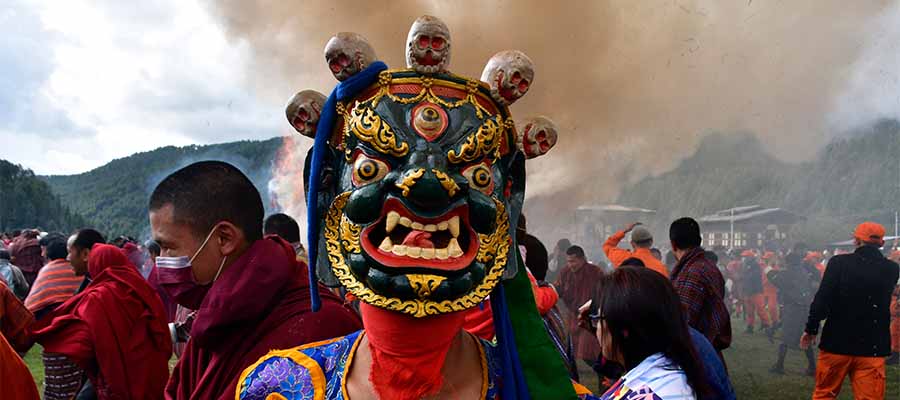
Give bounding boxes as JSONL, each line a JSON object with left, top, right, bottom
{"left": 0, "top": 161, "right": 898, "bottom": 400}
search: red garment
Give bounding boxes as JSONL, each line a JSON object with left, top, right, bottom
{"left": 165, "top": 236, "right": 362, "bottom": 400}
{"left": 10, "top": 236, "right": 42, "bottom": 274}
{"left": 30, "top": 244, "right": 172, "bottom": 400}
{"left": 0, "top": 283, "right": 34, "bottom": 352}
{"left": 557, "top": 262, "right": 604, "bottom": 361}
{"left": 362, "top": 302, "right": 466, "bottom": 400}
{"left": 463, "top": 271, "right": 558, "bottom": 340}
{"left": 25, "top": 259, "right": 83, "bottom": 313}
{"left": 671, "top": 248, "right": 732, "bottom": 353}
{"left": 0, "top": 332, "right": 39, "bottom": 400}
{"left": 890, "top": 285, "right": 899, "bottom": 352}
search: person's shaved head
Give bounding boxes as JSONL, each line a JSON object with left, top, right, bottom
{"left": 264, "top": 213, "right": 301, "bottom": 243}
{"left": 149, "top": 161, "right": 264, "bottom": 242}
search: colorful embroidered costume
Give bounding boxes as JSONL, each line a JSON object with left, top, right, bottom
{"left": 237, "top": 330, "right": 502, "bottom": 400}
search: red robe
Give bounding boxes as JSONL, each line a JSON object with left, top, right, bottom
{"left": 165, "top": 236, "right": 362, "bottom": 400}
{"left": 31, "top": 244, "right": 172, "bottom": 399}
{"left": 0, "top": 333, "right": 39, "bottom": 400}
{"left": 557, "top": 262, "right": 605, "bottom": 361}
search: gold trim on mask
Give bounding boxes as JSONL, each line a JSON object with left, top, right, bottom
{"left": 340, "top": 215, "right": 362, "bottom": 253}
{"left": 407, "top": 274, "right": 447, "bottom": 298}
{"left": 432, "top": 169, "right": 459, "bottom": 197}
{"left": 447, "top": 117, "right": 503, "bottom": 164}
{"left": 324, "top": 192, "right": 511, "bottom": 318}
{"left": 347, "top": 105, "right": 409, "bottom": 157}
{"left": 395, "top": 169, "right": 425, "bottom": 197}
{"left": 370, "top": 70, "right": 491, "bottom": 119}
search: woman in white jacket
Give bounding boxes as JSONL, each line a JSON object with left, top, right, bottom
{"left": 588, "top": 267, "right": 709, "bottom": 399}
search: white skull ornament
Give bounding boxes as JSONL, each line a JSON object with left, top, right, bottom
{"left": 285, "top": 90, "right": 327, "bottom": 138}
{"left": 405, "top": 15, "right": 451, "bottom": 74}
{"left": 324, "top": 32, "right": 377, "bottom": 82}
{"left": 518, "top": 116, "right": 558, "bottom": 159}
{"left": 481, "top": 50, "right": 534, "bottom": 106}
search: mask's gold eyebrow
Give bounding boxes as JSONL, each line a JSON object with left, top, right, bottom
{"left": 447, "top": 116, "right": 503, "bottom": 164}
{"left": 345, "top": 104, "right": 409, "bottom": 157}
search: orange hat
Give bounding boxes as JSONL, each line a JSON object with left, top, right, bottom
{"left": 740, "top": 249, "right": 756, "bottom": 257}
{"left": 854, "top": 222, "right": 886, "bottom": 243}
{"left": 762, "top": 251, "right": 775, "bottom": 260}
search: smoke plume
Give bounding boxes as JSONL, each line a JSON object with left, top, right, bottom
{"left": 208, "top": 0, "right": 899, "bottom": 240}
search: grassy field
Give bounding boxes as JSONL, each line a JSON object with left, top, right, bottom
{"left": 577, "top": 319, "right": 899, "bottom": 399}
{"left": 22, "top": 320, "right": 900, "bottom": 398}
{"left": 23, "top": 344, "right": 44, "bottom": 387}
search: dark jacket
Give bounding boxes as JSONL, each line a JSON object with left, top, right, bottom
{"left": 805, "top": 245, "right": 899, "bottom": 357}
{"left": 767, "top": 253, "right": 816, "bottom": 307}
{"left": 741, "top": 258, "right": 763, "bottom": 295}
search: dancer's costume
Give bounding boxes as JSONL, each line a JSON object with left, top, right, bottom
{"left": 237, "top": 16, "right": 595, "bottom": 399}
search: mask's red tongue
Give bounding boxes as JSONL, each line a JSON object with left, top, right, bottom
{"left": 402, "top": 231, "right": 434, "bottom": 248}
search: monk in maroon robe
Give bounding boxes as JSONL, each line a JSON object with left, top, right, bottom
{"left": 555, "top": 245, "right": 604, "bottom": 364}
{"left": 149, "top": 161, "right": 362, "bottom": 400}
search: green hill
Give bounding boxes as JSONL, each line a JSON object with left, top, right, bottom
{"left": 0, "top": 160, "right": 87, "bottom": 232}
{"left": 617, "top": 119, "right": 900, "bottom": 245}
{"left": 41, "top": 138, "right": 284, "bottom": 238}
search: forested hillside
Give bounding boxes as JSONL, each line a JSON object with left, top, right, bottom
{"left": 617, "top": 119, "right": 900, "bottom": 245}
{"left": 42, "top": 138, "right": 283, "bottom": 238}
{"left": 0, "top": 160, "right": 87, "bottom": 232}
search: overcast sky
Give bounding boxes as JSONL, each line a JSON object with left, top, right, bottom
{"left": 4, "top": 0, "right": 900, "bottom": 180}
{"left": 1, "top": 0, "right": 285, "bottom": 175}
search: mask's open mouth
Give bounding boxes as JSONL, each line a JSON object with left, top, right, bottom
{"left": 361, "top": 198, "right": 478, "bottom": 271}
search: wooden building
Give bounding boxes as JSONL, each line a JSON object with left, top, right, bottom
{"left": 697, "top": 205, "right": 804, "bottom": 250}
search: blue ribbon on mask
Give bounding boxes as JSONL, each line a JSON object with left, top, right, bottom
{"left": 306, "top": 61, "right": 388, "bottom": 312}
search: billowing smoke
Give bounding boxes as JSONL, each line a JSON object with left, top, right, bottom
{"left": 208, "top": 0, "right": 900, "bottom": 241}
{"left": 269, "top": 135, "right": 311, "bottom": 233}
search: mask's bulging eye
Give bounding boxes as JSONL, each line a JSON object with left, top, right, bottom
{"left": 462, "top": 163, "right": 494, "bottom": 194}
{"left": 352, "top": 154, "right": 389, "bottom": 186}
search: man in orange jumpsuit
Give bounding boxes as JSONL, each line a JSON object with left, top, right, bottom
{"left": 801, "top": 222, "right": 899, "bottom": 399}
{"left": 742, "top": 250, "right": 769, "bottom": 334}
{"left": 602, "top": 223, "right": 668, "bottom": 277}
{"left": 888, "top": 250, "right": 900, "bottom": 365}
{"left": 761, "top": 251, "right": 780, "bottom": 340}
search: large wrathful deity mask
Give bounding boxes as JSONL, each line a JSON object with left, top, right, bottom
{"left": 296, "top": 16, "right": 559, "bottom": 318}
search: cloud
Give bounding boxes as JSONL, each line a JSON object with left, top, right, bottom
{"left": 0, "top": 0, "right": 286, "bottom": 175}
{"left": 0, "top": 2, "right": 89, "bottom": 139}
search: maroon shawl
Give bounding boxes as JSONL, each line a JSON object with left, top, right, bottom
{"left": 165, "top": 236, "right": 362, "bottom": 400}
{"left": 31, "top": 244, "right": 172, "bottom": 399}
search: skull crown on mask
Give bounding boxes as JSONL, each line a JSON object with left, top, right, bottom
{"left": 324, "top": 32, "right": 377, "bottom": 82}
{"left": 405, "top": 15, "right": 452, "bottom": 74}
{"left": 285, "top": 90, "right": 327, "bottom": 138}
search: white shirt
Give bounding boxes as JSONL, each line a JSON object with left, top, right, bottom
{"left": 599, "top": 353, "right": 696, "bottom": 400}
